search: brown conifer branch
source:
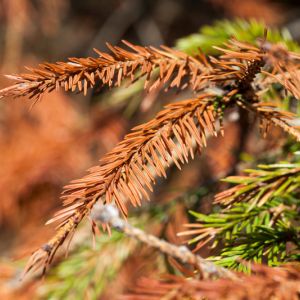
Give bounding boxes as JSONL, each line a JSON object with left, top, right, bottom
{"left": 260, "top": 42, "right": 300, "bottom": 100}
{"left": 59, "top": 94, "right": 219, "bottom": 217}
{"left": 0, "top": 37, "right": 284, "bottom": 102}
{"left": 211, "top": 39, "right": 264, "bottom": 86}
{"left": 262, "top": 67, "right": 300, "bottom": 100}
{"left": 24, "top": 93, "right": 223, "bottom": 275}
{"left": 1, "top": 37, "right": 299, "bottom": 104}
{"left": 236, "top": 99, "right": 300, "bottom": 141}
{"left": 0, "top": 41, "right": 213, "bottom": 100}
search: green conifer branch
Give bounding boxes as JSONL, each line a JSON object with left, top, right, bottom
{"left": 181, "top": 158, "right": 300, "bottom": 270}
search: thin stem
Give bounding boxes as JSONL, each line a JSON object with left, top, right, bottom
{"left": 90, "top": 203, "right": 236, "bottom": 280}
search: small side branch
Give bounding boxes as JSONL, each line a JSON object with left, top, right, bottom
{"left": 236, "top": 99, "right": 300, "bottom": 142}
{"left": 90, "top": 203, "right": 236, "bottom": 280}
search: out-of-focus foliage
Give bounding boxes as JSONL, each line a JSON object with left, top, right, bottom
{"left": 176, "top": 19, "right": 300, "bottom": 54}
{"left": 39, "top": 230, "right": 136, "bottom": 300}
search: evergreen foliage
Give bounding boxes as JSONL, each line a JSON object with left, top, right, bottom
{"left": 184, "top": 158, "right": 300, "bottom": 271}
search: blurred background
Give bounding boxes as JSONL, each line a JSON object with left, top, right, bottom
{"left": 0, "top": 0, "right": 300, "bottom": 299}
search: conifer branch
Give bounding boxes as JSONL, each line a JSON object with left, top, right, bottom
{"left": 215, "top": 162, "right": 300, "bottom": 207}
{"left": 24, "top": 93, "right": 222, "bottom": 275}
{"left": 60, "top": 94, "right": 219, "bottom": 216}
{"left": 261, "top": 43, "right": 300, "bottom": 100}
{"left": 0, "top": 41, "right": 213, "bottom": 100}
{"left": 236, "top": 99, "right": 300, "bottom": 141}
{"left": 180, "top": 159, "right": 300, "bottom": 268}
{"left": 3, "top": 36, "right": 299, "bottom": 103}
{"left": 180, "top": 199, "right": 300, "bottom": 267}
